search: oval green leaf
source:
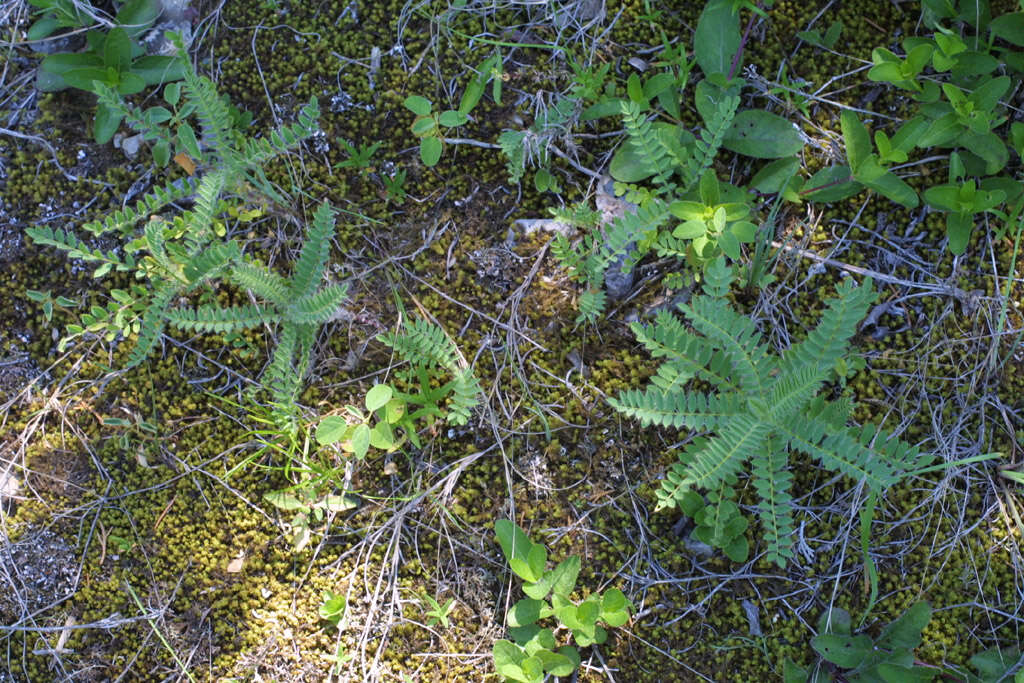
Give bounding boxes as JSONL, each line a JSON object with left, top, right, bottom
{"left": 316, "top": 415, "right": 350, "bottom": 445}
{"left": 403, "top": 94, "right": 433, "bottom": 116}
{"left": 420, "top": 136, "right": 442, "bottom": 166}
{"left": 365, "top": 384, "right": 393, "bottom": 412}
{"left": 724, "top": 110, "right": 803, "bottom": 158}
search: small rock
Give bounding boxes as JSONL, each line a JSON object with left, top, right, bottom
{"left": 121, "top": 134, "right": 144, "bottom": 159}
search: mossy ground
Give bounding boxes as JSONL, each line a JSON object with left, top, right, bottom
{"left": 1, "top": 0, "right": 1022, "bottom": 681}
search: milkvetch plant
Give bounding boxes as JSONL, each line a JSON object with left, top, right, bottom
{"left": 609, "top": 258, "right": 932, "bottom": 566}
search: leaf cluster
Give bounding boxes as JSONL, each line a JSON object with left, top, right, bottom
{"left": 492, "top": 520, "right": 632, "bottom": 682}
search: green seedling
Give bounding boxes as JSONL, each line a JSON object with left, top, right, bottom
{"left": 867, "top": 42, "right": 934, "bottom": 93}
{"left": 670, "top": 169, "right": 758, "bottom": 266}
{"left": 841, "top": 110, "right": 921, "bottom": 208}
{"left": 403, "top": 54, "right": 499, "bottom": 166}
{"left": 797, "top": 20, "right": 843, "bottom": 50}
{"left": 316, "top": 383, "right": 408, "bottom": 459}
{"left": 264, "top": 483, "right": 359, "bottom": 551}
{"left": 420, "top": 592, "right": 456, "bottom": 629}
{"left": 610, "top": 258, "right": 931, "bottom": 567}
{"left": 923, "top": 154, "right": 1006, "bottom": 254}
{"left": 918, "top": 77, "right": 1010, "bottom": 174}
{"left": 335, "top": 140, "right": 381, "bottom": 176}
{"left": 492, "top": 520, "right": 632, "bottom": 683}
{"left": 383, "top": 168, "right": 408, "bottom": 203}
{"left": 319, "top": 590, "right": 347, "bottom": 629}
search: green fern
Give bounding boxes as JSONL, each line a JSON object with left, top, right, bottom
{"left": 609, "top": 258, "right": 932, "bottom": 567}
{"left": 379, "top": 318, "right": 482, "bottom": 426}
{"left": 166, "top": 303, "right": 278, "bottom": 333}
{"left": 620, "top": 101, "right": 676, "bottom": 189}
{"left": 679, "top": 95, "right": 739, "bottom": 192}
{"left": 26, "top": 30, "right": 340, "bottom": 438}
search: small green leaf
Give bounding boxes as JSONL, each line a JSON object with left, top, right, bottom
{"left": 438, "top": 109, "right": 469, "bottom": 127}
{"left": 176, "top": 122, "right": 201, "bottom": 161}
{"left": 626, "top": 73, "right": 645, "bottom": 104}
{"left": 674, "top": 220, "right": 707, "bottom": 239}
{"left": 812, "top": 633, "right": 874, "bottom": 668}
{"left": 989, "top": 12, "right": 1024, "bottom": 46}
{"left": 420, "top": 136, "right": 442, "bottom": 166}
{"left": 403, "top": 95, "right": 432, "bottom": 116}
{"left": 152, "top": 140, "right": 170, "bottom": 167}
{"left": 316, "top": 415, "right": 350, "bottom": 445}
{"left": 365, "top": 384, "right": 393, "bottom": 412}
{"left": 410, "top": 116, "right": 436, "bottom": 137}
{"left": 350, "top": 423, "right": 371, "bottom": 458}
{"left": 93, "top": 103, "right": 123, "bottom": 144}
{"left": 523, "top": 555, "right": 579, "bottom": 600}
{"left": 643, "top": 72, "right": 675, "bottom": 99}
{"left": 599, "top": 589, "right": 631, "bottom": 626}
{"left": 264, "top": 490, "right": 308, "bottom": 511}
{"left": 495, "top": 520, "right": 546, "bottom": 583}
{"left": 164, "top": 81, "right": 181, "bottom": 106}
{"left": 115, "top": 0, "right": 161, "bottom": 39}
{"left": 876, "top": 601, "right": 931, "bottom": 651}
{"left": 841, "top": 110, "right": 872, "bottom": 173}
{"left": 27, "top": 16, "right": 60, "bottom": 42}
{"left": 458, "top": 79, "right": 485, "bottom": 115}
{"left": 493, "top": 641, "right": 531, "bottom": 682}
{"left": 103, "top": 27, "right": 133, "bottom": 72}
{"left": 321, "top": 493, "right": 359, "bottom": 512}
{"left": 803, "top": 165, "right": 860, "bottom": 202}
{"left": 749, "top": 157, "right": 800, "bottom": 193}
{"left": 507, "top": 598, "right": 543, "bottom": 628}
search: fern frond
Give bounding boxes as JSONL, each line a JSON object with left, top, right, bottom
{"left": 183, "top": 240, "right": 242, "bottom": 287}
{"left": 550, "top": 233, "right": 587, "bottom": 282}
{"left": 751, "top": 444, "right": 796, "bottom": 568}
{"left": 180, "top": 58, "right": 234, "bottom": 163}
{"left": 242, "top": 97, "right": 321, "bottom": 166}
{"left": 776, "top": 412, "right": 896, "bottom": 490}
{"left": 125, "top": 282, "right": 176, "bottom": 368}
{"left": 656, "top": 437, "right": 711, "bottom": 511}
{"left": 230, "top": 261, "right": 290, "bottom": 307}
{"left": 26, "top": 226, "right": 134, "bottom": 272}
{"left": 681, "top": 414, "right": 772, "bottom": 492}
{"left": 498, "top": 129, "right": 527, "bottom": 184}
{"left": 185, "top": 169, "right": 228, "bottom": 250}
{"left": 166, "top": 302, "right": 277, "bottom": 333}
{"left": 596, "top": 198, "right": 671, "bottom": 275}
{"left": 289, "top": 202, "right": 336, "bottom": 299}
{"left": 680, "top": 95, "right": 738, "bottom": 191}
{"left": 380, "top": 318, "right": 460, "bottom": 371}
{"left": 609, "top": 389, "right": 742, "bottom": 430}
{"left": 446, "top": 370, "right": 482, "bottom": 425}
{"left": 679, "top": 295, "right": 772, "bottom": 396}
{"left": 143, "top": 217, "right": 182, "bottom": 280}
{"left": 286, "top": 284, "right": 348, "bottom": 325}
{"left": 701, "top": 257, "right": 735, "bottom": 297}
{"left": 764, "top": 364, "right": 827, "bottom": 423}
{"left": 781, "top": 277, "right": 876, "bottom": 376}
{"left": 263, "top": 322, "right": 300, "bottom": 403}
{"left": 620, "top": 101, "right": 675, "bottom": 187}
{"left": 81, "top": 177, "right": 200, "bottom": 237}
{"left": 576, "top": 288, "right": 607, "bottom": 323}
